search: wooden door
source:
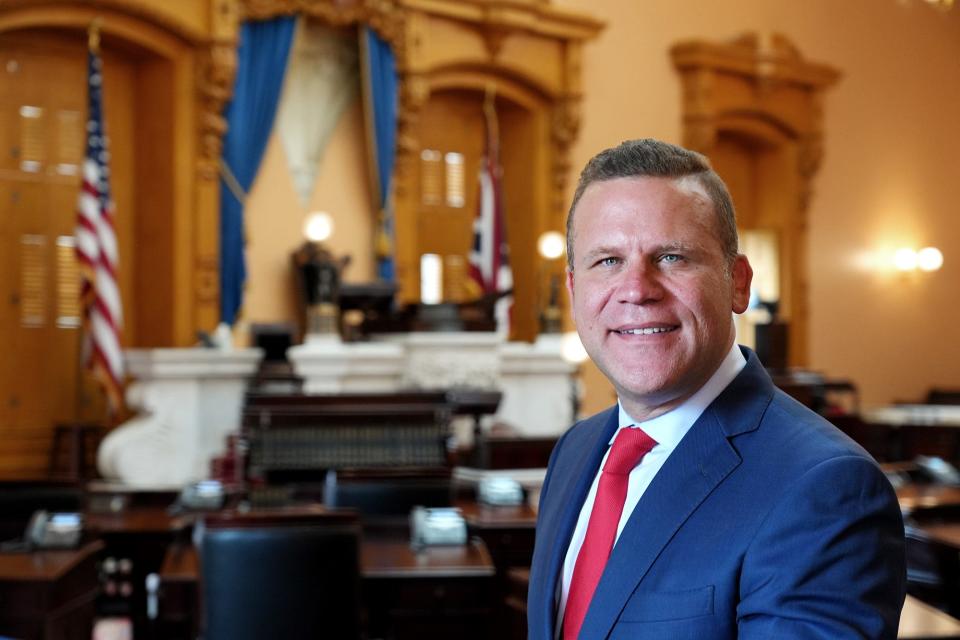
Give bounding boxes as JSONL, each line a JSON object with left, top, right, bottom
{"left": 412, "top": 89, "right": 540, "bottom": 341}
{"left": 0, "top": 31, "right": 134, "bottom": 474}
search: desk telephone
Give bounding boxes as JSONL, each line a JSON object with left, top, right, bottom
{"left": 915, "top": 456, "right": 960, "bottom": 486}
{"left": 25, "top": 510, "right": 84, "bottom": 549}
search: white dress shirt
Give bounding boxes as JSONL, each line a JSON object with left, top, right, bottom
{"left": 555, "top": 343, "right": 747, "bottom": 630}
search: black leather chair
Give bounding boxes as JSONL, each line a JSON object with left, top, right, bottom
{"left": 200, "top": 509, "right": 361, "bottom": 640}
{"left": 904, "top": 521, "right": 960, "bottom": 617}
{"left": 326, "top": 475, "right": 452, "bottom": 517}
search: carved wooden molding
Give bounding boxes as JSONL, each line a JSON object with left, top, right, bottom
{"left": 0, "top": 0, "right": 208, "bottom": 42}
{"left": 671, "top": 33, "right": 839, "bottom": 366}
{"left": 197, "top": 8, "right": 239, "bottom": 178}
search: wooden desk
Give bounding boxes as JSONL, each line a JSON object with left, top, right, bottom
{"left": 898, "top": 484, "right": 960, "bottom": 513}
{"left": 0, "top": 540, "right": 103, "bottom": 640}
{"left": 917, "top": 522, "right": 960, "bottom": 551}
{"left": 901, "top": 594, "right": 960, "bottom": 639}
{"left": 85, "top": 508, "right": 188, "bottom": 535}
{"left": 866, "top": 406, "right": 960, "bottom": 462}
{"left": 158, "top": 535, "right": 496, "bottom": 640}
{"left": 157, "top": 535, "right": 495, "bottom": 580}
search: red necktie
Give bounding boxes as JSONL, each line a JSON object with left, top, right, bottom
{"left": 562, "top": 427, "right": 657, "bottom": 639}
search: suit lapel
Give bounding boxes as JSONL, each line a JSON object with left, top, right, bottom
{"left": 580, "top": 351, "right": 775, "bottom": 639}
{"left": 532, "top": 408, "right": 619, "bottom": 639}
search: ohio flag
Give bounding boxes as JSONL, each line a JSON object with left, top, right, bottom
{"left": 468, "top": 98, "right": 513, "bottom": 334}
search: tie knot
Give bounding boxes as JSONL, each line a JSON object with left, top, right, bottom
{"left": 603, "top": 427, "right": 657, "bottom": 475}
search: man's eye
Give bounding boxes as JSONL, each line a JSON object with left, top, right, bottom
{"left": 597, "top": 257, "right": 620, "bottom": 267}
{"left": 660, "top": 254, "right": 683, "bottom": 264}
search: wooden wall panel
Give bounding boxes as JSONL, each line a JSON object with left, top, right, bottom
{"left": 0, "top": 1, "right": 236, "bottom": 477}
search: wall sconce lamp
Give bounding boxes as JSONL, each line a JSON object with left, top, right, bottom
{"left": 893, "top": 246, "right": 944, "bottom": 272}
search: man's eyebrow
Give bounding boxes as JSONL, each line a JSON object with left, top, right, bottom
{"left": 655, "top": 241, "right": 695, "bottom": 253}
{"left": 579, "top": 245, "right": 620, "bottom": 264}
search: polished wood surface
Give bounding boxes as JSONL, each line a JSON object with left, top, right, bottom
{"left": 898, "top": 484, "right": 960, "bottom": 512}
{"left": 901, "top": 594, "right": 960, "bottom": 639}
{"left": 916, "top": 523, "right": 960, "bottom": 551}
{"left": 85, "top": 508, "right": 188, "bottom": 535}
{"left": 457, "top": 500, "right": 538, "bottom": 529}
{"left": 0, "top": 540, "right": 104, "bottom": 640}
{"left": 159, "top": 541, "right": 197, "bottom": 583}
{"left": 0, "top": 540, "right": 103, "bottom": 581}
{"left": 361, "top": 537, "right": 494, "bottom": 579}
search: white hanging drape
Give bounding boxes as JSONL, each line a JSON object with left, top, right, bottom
{"left": 276, "top": 18, "right": 359, "bottom": 208}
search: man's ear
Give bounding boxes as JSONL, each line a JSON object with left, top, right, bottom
{"left": 565, "top": 268, "right": 575, "bottom": 304}
{"left": 731, "top": 255, "right": 753, "bottom": 314}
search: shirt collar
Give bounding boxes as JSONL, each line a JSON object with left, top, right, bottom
{"left": 615, "top": 342, "right": 747, "bottom": 448}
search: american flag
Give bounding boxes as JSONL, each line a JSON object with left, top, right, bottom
{"left": 75, "top": 44, "right": 124, "bottom": 414}
{"left": 468, "top": 96, "right": 513, "bottom": 334}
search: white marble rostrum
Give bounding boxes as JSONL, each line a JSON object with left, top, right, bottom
{"left": 99, "top": 332, "right": 576, "bottom": 487}
{"left": 97, "top": 348, "right": 262, "bottom": 487}
{"left": 289, "top": 332, "right": 576, "bottom": 437}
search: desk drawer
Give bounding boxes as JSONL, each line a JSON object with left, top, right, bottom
{"left": 0, "top": 581, "right": 44, "bottom": 616}
{"left": 386, "top": 575, "right": 493, "bottom": 611}
{"left": 364, "top": 575, "right": 495, "bottom": 639}
{"left": 477, "top": 528, "right": 536, "bottom": 568}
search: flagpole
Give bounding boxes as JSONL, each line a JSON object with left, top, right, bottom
{"left": 88, "top": 18, "right": 102, "bottom": 54}
{"left": 74, "top": 19, "right": 103, "bottom": 424}
{"left": 483, "top": 82, "right": 498, "bottom": 149}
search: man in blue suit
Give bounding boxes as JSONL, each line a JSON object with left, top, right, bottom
{"left": 528, "top": 139, "right": 906, "bottom": 639}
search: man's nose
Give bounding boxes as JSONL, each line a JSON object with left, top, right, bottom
{"left": 616, "top": 261, "right": 664, "bottom": 304}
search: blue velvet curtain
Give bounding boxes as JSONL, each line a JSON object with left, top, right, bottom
{"left": 220, "top": 17, "right": 296, "bottom": 325}
{"left": 363, "top": 27, "right": 398, "bottom": 282}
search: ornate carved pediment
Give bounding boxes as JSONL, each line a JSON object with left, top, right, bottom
{"left": 671, "top": 33, "right": 839, "bottom": 366}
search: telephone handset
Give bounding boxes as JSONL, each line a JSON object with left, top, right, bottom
{"left": 915, "top": 456, "right": 960, "bottom": 486}
{"left": 25, "top": 510, "right": 84, "bottom": 549}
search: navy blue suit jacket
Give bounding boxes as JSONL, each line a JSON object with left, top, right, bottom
{"left": 528, "top": 348, "right": 906, "bottom": 639}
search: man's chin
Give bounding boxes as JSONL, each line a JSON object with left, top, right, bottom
{"left": 614, "top": 379, "right": 686, "bottom": 416}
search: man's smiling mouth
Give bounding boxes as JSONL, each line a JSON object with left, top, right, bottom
{"left": 615, "top": 326, "right": 679, "bottom": 335}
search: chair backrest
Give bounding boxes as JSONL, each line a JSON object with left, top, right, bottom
{"left": 327, "top": 474, "right": 451, "bottom": 517}
{"left": 200, "top": 509, "right": 361, "bottom": 640}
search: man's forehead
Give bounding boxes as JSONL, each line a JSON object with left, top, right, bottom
{"left": 574, "top": 175, "right": 714, "bottom": 222}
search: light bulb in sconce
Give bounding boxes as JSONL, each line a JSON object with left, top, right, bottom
{"left": 917, "top": 247, "right": 944, "bottom": 272}
{"left": 537, "top": 231, "right": 566, "bottom": 260}
{"left": 893, "top": 248, "right": 918, "bottom": 272}
{"left": 304, "top": 211, "right": 334, "bottom": 242}
{"left": 893, "top": 246, "right": 943, "bottom": 272}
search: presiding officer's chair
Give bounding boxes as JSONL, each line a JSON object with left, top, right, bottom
{"left": 200, "top": 508, "right": 361, "bottom": 640}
